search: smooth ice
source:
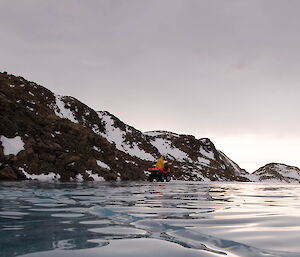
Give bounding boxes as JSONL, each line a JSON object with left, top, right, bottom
{"left": 1, "top": 181, "right": 300, "bottom": 257}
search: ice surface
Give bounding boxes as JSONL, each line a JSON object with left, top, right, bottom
{"left": 1, "top": 181, "right": 300, "bottom": 257}
{"left": 0, "top": 136, "right": 24, "bottom": 155}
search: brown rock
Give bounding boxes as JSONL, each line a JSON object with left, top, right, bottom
{"left": 0, "top": 167, "right": 17, "bottom": 180}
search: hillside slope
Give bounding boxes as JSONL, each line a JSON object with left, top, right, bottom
{"left": 0, "top": 72, "right": 252, "bottom": 182}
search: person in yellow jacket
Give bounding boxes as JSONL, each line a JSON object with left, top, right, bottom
{"left": 148, "top": 156, "right": 171, "bottom": 182}
{"left": 155, "top": 156, "right": 164, "bottom": 169}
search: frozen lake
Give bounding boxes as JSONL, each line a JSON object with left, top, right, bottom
{"left": 1, "top": 181, "right": 300, "bottom": 257}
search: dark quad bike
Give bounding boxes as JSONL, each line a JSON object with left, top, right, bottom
{"left": 147, "top": 167, "right": 171, "bottom": 182}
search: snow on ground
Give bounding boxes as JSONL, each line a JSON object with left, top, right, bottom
{"left": 197, "top": 157, "right": 210, "bottom": 166}
{"left": 75, "top": 174, "right": 84, "bottom": 182}
{"left": 93, "top": 146, "right": 102, "bottom": 152}
{"left": 273, "top": 164, "right": 300, "bottom": 179}
{"left": 150, "top": 138, "right": 191, "bottom": 162}
{"left": 96, "top": 112, "right": 155, "bottom": 161}
{"left": 96, "top": 160, "right": 111, "bottom": 170}
{"left": 190, "top": 170, "right": 210, "bottom": 181}
{"left": 86, "top": 170, "right": 105, "bottom": 181}
{"left": 20, "top": 168, "right": 60, "bottom": 181}
{"left": 0, "top": 136, "right": 24, "bottom": 155}
{"left": 199, "top": 147, "right": 215, "bottom": 159}
{"left": 218, "top": 151, "right": 242, "bottom": 174}
{"left": 53, "top": 95, "right": 78, "bottom": 123}
{"left": 243, "top": 173, "right": 260, "bottom": 182}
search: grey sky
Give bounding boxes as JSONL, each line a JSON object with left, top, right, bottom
{"left": 1, "top": 0, "right": 300, "bottom": 171}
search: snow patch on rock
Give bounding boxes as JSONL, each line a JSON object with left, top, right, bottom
{"left": 53, "top": 95, "right": 78, "bottom": 123}
{"left": 96, "top": 160, "right": 111, "bottom": 170}
{"left": 93, "top": 146, "right": 102, "bottom": 152}
{"left": 197, "top": 157, "right": 210, "bottom": 166}
{"left": 150, "top": 138, "right": 191, "bottom": 162}
{"left": 86, "top": 170, "right": 105, "bottom": 181}
{"left": 0, "top": 136, "right": 24, "bottom": 155}
{"left": 199, "top": 147, "right": 215, "bottom": 160}
{"left": 218, "top": 151, "right": 242, "bottom": 174}
{"left": 75, "top": 174, "right": 84, "bottom": 182}
{"left": 20, "top": 168, "right": 60, "bottom": 181}
{"left": 97, "top": 111, "right": 155, "bottom": 161}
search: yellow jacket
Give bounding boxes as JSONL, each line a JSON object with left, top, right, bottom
{"left": 155, "top": 156, "right": 164, "bottom": 169}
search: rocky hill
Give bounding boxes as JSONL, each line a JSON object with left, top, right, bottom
{"left": 246, "top": 163, "right": 300, "bottom": 183}
{"left": 1, "top": 72, "right": 297, "bottom": 183}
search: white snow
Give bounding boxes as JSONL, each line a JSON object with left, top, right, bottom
{"left": 28, "top": 91, "right": 35, "bottom": 96}
{"left": 53, "top": 95, "right": 78, "bottom": 123}
{"left": 96, "top": 160, "right": 111, "bottom": 170}
{"left": 93, "top": 146, "right": 102, "bottom": 152}
{"left": 244, "top": 173, "right": 260, "bottom": 182}
{"left": 75, "top": 174, "right": 84, "bottom": 182}
{"left": 96, "top": 111, "right": 155, "bottom": 161}
{"left": 9, "top": 84, "right": 15, "bottom": 88}
{"left": 150, "top": 137, "right": 191, "bottom": 162}
{"left": 197, "top": 157, "right": 210, "bottom": 166}
{"left": 86, "top": 170, "right": 105, "bottom": 181}
{"left": 199, "top": 147, "right": 215, "bottom": 159}
{"left": 0, "top": 136, "right": 24, "bottom": 155}
{"left": 125, "top": 160, "right": 137, "bottom": 165}
{"left": 219, "top": 151, "right": 241, "bottom": 174}
{"left": 273, "top": 164, "right": 300, "bottom": 179}
{"left": 20, "top": 168, "right": 60, "bottom": 181}
{"left": 26, "top": 106, "right": 35, "bottom": 112}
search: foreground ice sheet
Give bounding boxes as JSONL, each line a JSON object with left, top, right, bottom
{"left": 1, "top": 181, "right": 300, "bottom": 257}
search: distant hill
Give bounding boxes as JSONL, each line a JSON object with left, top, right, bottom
{"left": 0, "top": 72, "right": 298, "bottom": 183}
{"left": 246, "top": 163, "right": 300, "bottom": 183}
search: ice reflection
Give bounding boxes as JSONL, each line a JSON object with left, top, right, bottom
{"left": 0, "top": 181, "right": 300, "bottom": 257}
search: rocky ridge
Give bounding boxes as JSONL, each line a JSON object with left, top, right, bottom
{"left": 0, "top": 72, "right": 298, "bottom": 183}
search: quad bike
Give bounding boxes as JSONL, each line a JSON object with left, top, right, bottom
{"left": 147, "top": 167, "right": 171, "bottom": 182}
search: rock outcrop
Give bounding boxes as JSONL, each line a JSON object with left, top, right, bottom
{"left": 0, "top": 71, "right": 277, "bottom": 182}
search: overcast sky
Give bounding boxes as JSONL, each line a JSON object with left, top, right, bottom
{"left": 1, "top": 0, "right": 300, "bottom": 172}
